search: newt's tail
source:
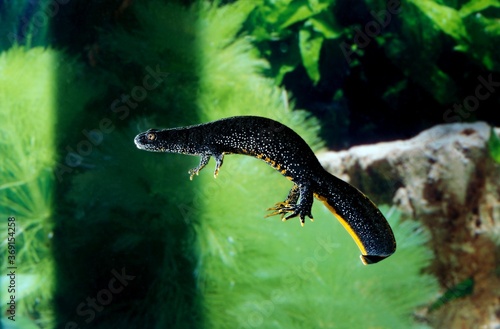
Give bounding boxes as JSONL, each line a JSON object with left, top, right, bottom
{"left": 315, "top": 173, "right": 396, "bottom": 265}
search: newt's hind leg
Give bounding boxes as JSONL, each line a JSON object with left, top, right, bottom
{"left": 266, "top": 184, "right": 314, "bottom": 226}
{"left": 266, "top": 184, "right": 299, "bottom": 218}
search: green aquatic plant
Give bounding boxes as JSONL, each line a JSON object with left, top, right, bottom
{"left": 244, "top": 0, "right": 341, "bottom": 84}
{"left": 52, "top": 2, "right": 208, "bottom": 327}
{"left": 0, "top": 46, "right": 103, "bottom": 328}
{"left": 0, "top": 46, "right": 57, "bottom": 328}
{"left": 244, "top": 0, "right": 500, "bottom": 128}
{"left": 429, "top": 277, "right": 474, "bottom": 311}
{"left": 488, "top": 127, "right": 500, "bottom": 163}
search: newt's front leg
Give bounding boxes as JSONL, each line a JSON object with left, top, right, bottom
{"left": 266, "top": 184, "right": 314, "bottom": 226}
{"left": 188, "top": 152, "right": 225, "bottom": 180}
{"left": 189, "top": 154, "right": 211, "bottom": 180}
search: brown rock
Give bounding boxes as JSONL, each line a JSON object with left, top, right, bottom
{"left": 318, "top": 122, "right": 500, "bottom": 329}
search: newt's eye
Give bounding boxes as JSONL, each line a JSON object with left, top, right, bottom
{"left": 147, "top": 132, "right": 156, "bottom": 141}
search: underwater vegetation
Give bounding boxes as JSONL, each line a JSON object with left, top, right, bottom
{"left": 3, "top": 0, "right": 499, "bottom": 328}
{"left": 489, "top": 127, "right": 500, "bottom": 163}
{"left": 0, "top": 46, "right": 58, "bottom": 328}
{"left": 244, "top": 0, "right": 500, "bottom": 146}
{"left": 0, "top": 45, "right": 105, "bottom": 327}
{"left": 247, "top": 0, "right": 500, "bottom": 83}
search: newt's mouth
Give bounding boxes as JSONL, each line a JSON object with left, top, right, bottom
{"left": 134, "top": 133, "right": 153, "bottom": 151}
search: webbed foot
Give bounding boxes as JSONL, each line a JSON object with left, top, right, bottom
{"left": 266, "top": 201, "right": 295, "bottom": 219}
{"left": 266, "top": 184, "right": 314, "bottom": 226}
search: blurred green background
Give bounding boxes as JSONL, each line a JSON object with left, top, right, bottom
{"left": 0, "top": 0, "right": 498, "bottom": 328}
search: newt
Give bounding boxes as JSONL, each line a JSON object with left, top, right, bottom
{"left": 134, "top": 116, "right": 396, "bottom": 264}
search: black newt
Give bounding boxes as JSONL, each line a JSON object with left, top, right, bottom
{"left": 134, "top": 116, "right": 396, "bottom": 264}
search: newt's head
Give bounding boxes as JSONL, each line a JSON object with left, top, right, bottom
{"left": 134, "top": 128, "right": 190, "bottom": 153}
{"left": 134, "top": 129, "right": 164, "bottom": 152}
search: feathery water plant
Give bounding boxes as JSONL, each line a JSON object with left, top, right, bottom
{"left": 0, "top": 45, "right": 105, "bottom": 328}
{"left": 0, "top": 46, "right": 58, "bottom": 327}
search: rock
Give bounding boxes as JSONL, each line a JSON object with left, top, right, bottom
{"left": 318, "top": 122, "right": 500, "bottom": 329}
